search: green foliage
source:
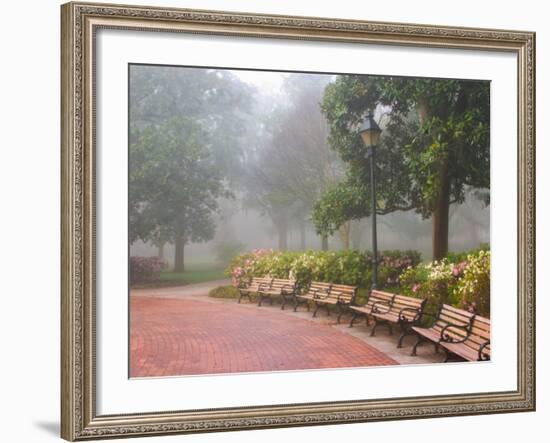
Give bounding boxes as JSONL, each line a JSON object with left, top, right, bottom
{"left": 159, "top": 264, "right": 226, "bottom": 286}
{"left": 455, "top": 249, "right": 490, "bottom": 316}
{"left": 314, "top": 75, "right": 490, "bottom": 242}
{"left": 399, "top": 248, "right": 490, "bottom": 316}
{"left": 209, "top": 285, "right": 240, "bottom": 299}
{"left": 212, "top": 240, "right": 246, "bottom": 266}
{"left": 445, "top": 243, "right": 489, "bottom": 263}
{"left": 130, "top": 117, "right": 228, "bottom": 246}
{"left": 227, "top": 248, "right": 421, "bottom": 290}
{"left": 129, "top": 65, "right": 254, "bottom": 260}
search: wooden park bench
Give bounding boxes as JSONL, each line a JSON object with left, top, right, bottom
{"left": 257, "top": 278, "right": 298, "bottom": 308}
{"left": 438, "top": 315, "right": 491, "bottom": 362}
{"left": 411, "top": 304, "right": 491, "bottom": 361}
{"left": 369, "top": 293, "right": 427, "bottom": 347}
{"left": 349, "top": 290, "right": 426, "bottom": 347}
{"left": 237, "top": 276, "right": 273, "bottom": 304}
{"left": 237, "top": 277, "right": 297, "bottom": 308}
{"left": 349, "top": 289, "right": 395, "bottom": 328}
{"left": 297, "top": 282, "right": 357, "bottom": 323}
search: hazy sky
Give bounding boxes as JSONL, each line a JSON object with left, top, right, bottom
{"left": 230, "top": 69, "right": 288, "bottom": 96}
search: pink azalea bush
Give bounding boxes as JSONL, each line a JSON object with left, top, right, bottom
{"left": 130, "top": 256, "right": 164, "bottom": 285}
{"left": 399, "top": 248, "right": 490, "bottom": 316}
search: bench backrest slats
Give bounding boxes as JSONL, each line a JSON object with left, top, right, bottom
{"left": 363, "top": 290, "right": 394, "bottom": 312}
{"left": 387, "top": 294, "right": 426, "bottom": 320}
{"left": 270, "top": 278, "right": 296, "bottom": 289}
{"left": 439, "top": 305, "right": 475, "bottom": 324}
{"left": 463, "top": 316, "right": 491, "bottom": 356}
{"left": 432, "top": 305, "right": 473, "bottom": 340}
{"left": 306, "top": 281, "right": 357, "bottom": 304}
{"left": 247, "top": 277, "right": 272, "bottom": 288}
{"left": 308, "top": 282, "right": 332, "bottom": 292}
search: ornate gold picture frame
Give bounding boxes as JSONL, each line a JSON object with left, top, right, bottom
{"left": 61, "top": 1, "right": 535, "bottom": 440}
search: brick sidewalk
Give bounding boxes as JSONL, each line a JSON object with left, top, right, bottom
{"left": 130, "top": 296, "right": 397, "bottom": 377}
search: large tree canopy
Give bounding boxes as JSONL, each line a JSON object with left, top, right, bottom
{"left": 313, "top": 75, "right": 490, "bottom": 259}
{"left": 129, "top": 66, "right": 253, "bottom": 270}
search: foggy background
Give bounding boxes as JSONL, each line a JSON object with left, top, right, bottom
{"left": 129, "top": 66, "right": 489, "bottom": 269}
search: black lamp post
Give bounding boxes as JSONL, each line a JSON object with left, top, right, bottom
{"left": 358, "top": 112, "right": 382, "bottom": 289}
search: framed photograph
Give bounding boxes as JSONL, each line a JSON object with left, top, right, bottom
{"left": 61, "top": 1, "right": 535, "bottom": 440}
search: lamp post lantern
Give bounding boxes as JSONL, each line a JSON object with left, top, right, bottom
{"left": 358, "top": 112, "right": 382, "bottom": 289}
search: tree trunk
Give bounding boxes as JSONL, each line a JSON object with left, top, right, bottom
{"left": 339, "top": 220, "right": 351, "bottom": 250}
{"left": 277, "top": 219, "right": 288, "bottom": 251}
{"left": 158, "top": 242, "right": 165, "bottom": 260}
{"left": 432, "top": 166, "right": 450, "bottom": 261}
{"left": 174, "top": 236, "right": 185, "bottom": 272}
{"left": 299, "top": 221, "right": 306, "bottom": 250}
{"left": 417, "top": 97, "right": 451, "bottom": 261}
{"left": 321, "top": 235, "right": 329, "bottom": 251}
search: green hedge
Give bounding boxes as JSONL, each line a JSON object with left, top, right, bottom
{"left": 227, "top": 249, "right": 421, "bottom": 290}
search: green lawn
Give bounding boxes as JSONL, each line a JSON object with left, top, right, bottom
{"left": 132, "top": 263, "right": 227, "bottom": 289}
{"left": 160, "top": 263, "right": 226, "bottom": 285}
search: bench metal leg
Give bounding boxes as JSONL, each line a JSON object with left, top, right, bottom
{"left": 337, "top": 304, "right": 344, "bottom": 324}
{"left": 349, "top": 311, "right": 359, "bottom": 327}
{"left": 238, "top": 291, "right": 252, "bottom": 304}
{"left": 258, "top": 294, "right": 264, "bottom": 306}
{"left": 293, "top": 297, "right": 307, "bottom": 312}
{"left": 397, "top": 324, "right": 412, "bottom": 348}
{"left": 326, "top": 304, "right": 331, "bottom": 316}
{"left": 313, "top": 302, "right": 320, "bottom": 318}
{"left": 397, "top": 332, "right": 407, "bottom": 348}
{"left": 411, "top": 334, "right": 424, "bottom": 356}
{"left": 370, "top": 318, "right": 378, "bottom": 336}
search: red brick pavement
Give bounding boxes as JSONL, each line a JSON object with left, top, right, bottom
{"left": 130, "top": 297, "right": 397, "bottom": 377}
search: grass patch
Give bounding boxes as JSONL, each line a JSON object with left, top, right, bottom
{"left": 209, "top": 285, "right": 240, "bottom": 299}
{"left": 132, "top": 263, "right": 226, "bottom": 288}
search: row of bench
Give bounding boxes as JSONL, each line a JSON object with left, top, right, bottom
{"left": 237, "top": 276, "right": 491, "bottom": 362}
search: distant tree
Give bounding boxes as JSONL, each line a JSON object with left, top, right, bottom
{"left": 129, "top": 66, "right": 253, "bottom": 269}
{"left": 242, "top": 74, "right": 343, "bottom": 250}
{"left": 130, "top": 66, "right": 253, "bottom": 180}
{"left": 130, "top": 117, "right": 231, "bottom": 272}
{"left": 314, "top": 75, "right": 490, "bottom": 259}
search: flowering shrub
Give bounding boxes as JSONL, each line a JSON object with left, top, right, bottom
{"left": 227, "top": 249, "right": 421, "bottom": 290}
{"left": 455, "top": 249, "right": 490, "bottom": 316}
{"left": 130, "top": 256, "right": 164, "bottom": 285}
{"left": 399, "top": 249, "right": 490, "bottom": 316}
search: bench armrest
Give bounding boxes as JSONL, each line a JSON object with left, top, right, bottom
{"left": 398, "top": 307, "right": 421, "bottom": 323}
{"left": 372, "top": 300, "right": 391, "bottom": 314}
{"left": 440, "top": 323, "right": 471, "bottom": 344}
{"left": 478, "top": 340, "right": 491, "bottom": 361}
{"left": 237, "top": 281, "right": 249, "bottom": 289}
